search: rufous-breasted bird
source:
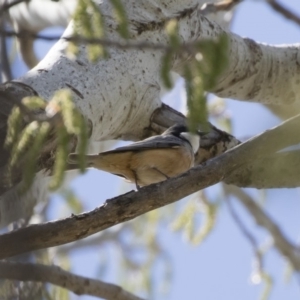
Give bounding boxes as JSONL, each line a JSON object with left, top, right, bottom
{"left": 68, "top": 124, "right": 200, "bottom": 189}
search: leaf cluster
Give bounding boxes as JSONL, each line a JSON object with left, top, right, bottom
{"left": 171, "top": 191, "right": 218, "bottom": 245}
{"left": 5, "top": 89, "right": 88, "bottom": 192}
{"left": 71, "top": 0, "right": 130, "bottom": 60}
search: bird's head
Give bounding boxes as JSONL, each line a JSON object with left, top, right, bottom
{"left": 163, "top": 124, "right": 201, "bottom": 154}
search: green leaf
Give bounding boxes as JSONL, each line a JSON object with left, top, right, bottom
{"left": 49, "top": 126, "right": 70, "bottom": 191}
{"left": 19, "top": 122, "right": 50, "bottom": 193}
{"left": 165, "top": 19, "right": 180, "bottom": 48}
{"left": 22, "top": 96, "right": 47, "bottom": 110}
{"left": 110, "top": 0, "right": 130, "bottom": 39}
{"left": 160, "top": 52, "right": 174, "bottom": 89}
{"left": 184, "top": 34, "right": 229, "bottom": 133}
{"left": 71, "top": 0, "right": 107, "bottom": 60}
{"left": 5, "top": 106, "right": 22, "bottom": 148}
{"left": 9, "top": 121, "right": 39, "bottom": 168}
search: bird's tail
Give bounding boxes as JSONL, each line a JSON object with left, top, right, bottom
{"left": 68, "top": 153, "right": 99, "bottom": 166}
{"left": 68, "top": 152, "right": 125, "bottom": 174}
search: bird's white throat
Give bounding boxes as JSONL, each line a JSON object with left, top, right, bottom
{"left": 180, "top": 132, "right": 200, "bottom": 153}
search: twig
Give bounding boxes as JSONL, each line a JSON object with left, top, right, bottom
{"left": 0, "top": 20, "right": 12, "bottom": 82}
{"left": 267, "top": 0, "right": 300, "bottom": 27}
{"left": 0, "top": 29, "right": 222, "bottom": 55}
{"left": 0, "top": 261, "right": 144, "bottom": 300}
{"left": 0, "top": 30, "right": 175, "bottom": 50}
{"left": 224, "top": 188, "right": 264, "bottom": 275}
{"left": 57, "top": 224, "right": 130, "bottom": 255}
{"left": 224, "top": 188, "right": 275, "bottom": 299}
{"left": 225, "top": 185, "right": 300, "bottom": 271}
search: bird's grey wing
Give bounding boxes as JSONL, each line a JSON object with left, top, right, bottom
{"left": 100, "top": 136, "right": 183, "bottom": 154}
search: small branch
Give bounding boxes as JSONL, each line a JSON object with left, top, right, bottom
{"left": 0, "top": 21, "right": 12, "bottom": 82}
{"left": 0, "top": 30, "right": 176, "bottom": 51}
{"left": 57, "top": 224, "right": 130, "bottom": 255}
{"left": 224, "top": 190, "right": 274, "bottom": 299}
{"left": 225, "top": 185, "right": 300, "bottom": 271}
{"left": 0, "top": 114, "right": 299, "bottom": 259}
{"left": 0, "top": 261, "right": 144, "bottom": 300}
{"left": 224, "top": 190, "right": 264, "bottom": 275}
{"left": 267, "top": 0, "right": 300, "bottom": 27}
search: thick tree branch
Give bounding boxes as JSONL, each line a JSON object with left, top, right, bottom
{"left": 0, "top": 114, "right": 299, "bottom": 259}
{"left": 172, "top": 10, "right": 300, "bottom": 105}
{"left": 0, "top": 261, "right": 144, "bottom": 300}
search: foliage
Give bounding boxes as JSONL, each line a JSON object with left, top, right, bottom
{"left": 71, "top": 0, "right": 107, "bottom": 60}
{"left": 3, "top": 1, "right": 291, "bottom": 300}
{"left": 70, "top": 0, "right": 130, "bottom": 60}
{"left": 5, "top": 89, "right": 88, "bottom": 192}
{"left": 171, "top": 191, "right": 218, "bottom": 245}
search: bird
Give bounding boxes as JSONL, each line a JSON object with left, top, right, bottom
{"left": 68, "top": 124, "right": 200, "bottom": 189}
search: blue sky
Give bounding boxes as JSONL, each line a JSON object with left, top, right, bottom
{"left": 12, "top": 1, "right": 300, "bottom": 299}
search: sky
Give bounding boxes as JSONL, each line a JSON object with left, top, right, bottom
{"left": 11, "top": 1, "right": 300, "bottom": 300}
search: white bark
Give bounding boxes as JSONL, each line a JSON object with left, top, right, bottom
{"left": 17, "top": 1, "right": 300, "bottom": 142}
{"left": 169, "top": 10, "right": 300, "bottom": 105}
{"left": 19, "top": 21, "right": 163, "bottom": 141}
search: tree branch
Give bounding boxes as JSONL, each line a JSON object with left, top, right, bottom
{"left": 0, "top": 21, "right": 12, "bottom": 82}
{"left": 267, "top": 0, "right": 300, "bottom": 27}
{"left": 0, "top": 261, "right": 144, "bottom": 300}
{"left": 224, "top": 191, "right": 263, "bottom": 274}
{"left": 0, "top": 114, "right": 299, "bottom": 259}
{"left": 57, "top": 224, "right": 130, "bottom": 255}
